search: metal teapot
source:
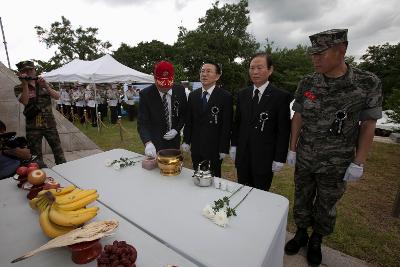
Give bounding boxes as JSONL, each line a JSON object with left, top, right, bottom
{"left": 193, "top": 160, "right": 213, "bottom": 187}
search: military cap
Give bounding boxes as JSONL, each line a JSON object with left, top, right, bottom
{"left": 16, "top": 60, "right": 35, "bottom": 71}
{"left": 308, "top": 29, "right": 348, "bottom": 54}
{"left": 154, "top": 61, "right": 174, "bottom": 89}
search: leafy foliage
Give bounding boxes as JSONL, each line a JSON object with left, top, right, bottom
{"left": 358, "top": 42, "right": 400, "bottom": 107}
{"left": 34, "top": 16, "right": 112, "bottom": 71}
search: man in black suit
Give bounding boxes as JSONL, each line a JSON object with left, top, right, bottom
{"left": 182, "top": 62, "right": 233, "bottom": 178}
{"left": 137, "top": 61, "right": 187, "bottom": 158}
{"left": 230, "top": 53, "right": 291, "bottom": 191}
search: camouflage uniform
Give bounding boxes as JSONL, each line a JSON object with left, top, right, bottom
{"left": 292, "top": 63, "right": 382, "bottom": 235}
{"left": 14, "top": 83, "right": 66, "bottom": 166}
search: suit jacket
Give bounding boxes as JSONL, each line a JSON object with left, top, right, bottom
{"left": 137, "top": 84, "right": 187, "bottom": 151}
{"left": 184, "top": 86, "right": 233, "bottom": 161}
{"left": 231, "top": 83, "right": 291, "bottom": 173}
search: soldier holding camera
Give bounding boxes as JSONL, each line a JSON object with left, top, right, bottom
{"left": 14, "top": 60, "right": 66, "bottom": 168}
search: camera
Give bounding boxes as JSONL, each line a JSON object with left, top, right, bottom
{"left": 18, "top": 76, "right": 39, "bottom": 80}
{"left": 0, "top": 132, "right": 27, "bottom": 150}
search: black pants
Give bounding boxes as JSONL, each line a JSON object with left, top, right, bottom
{"left": 89, "top": 107, "right": 97, "bottom": 126}
{"left": 76, "top": 106, "right": 85, "bottom": 123}
{"left": 110, "top": 106, "right": 118, "bottom": 124}
{"left": 191, "top": 154, "right": 222, "bottom": 178}
{"left": 127, "top": 105, "right": 135, "bottom": 121}
{"left": 236, "top": 145, "right": 273, "bottom": 191}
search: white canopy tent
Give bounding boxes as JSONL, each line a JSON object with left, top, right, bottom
{"left": 43, "top": 54, "right": 154, "bottom": 83}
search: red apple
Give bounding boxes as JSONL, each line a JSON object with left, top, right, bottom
{"left": 27, "top": 162, "right": 39, "bottom": 169}
{"left": 16, "top": 166, "right": 29, "bottom": 177}
{"left": 27, "top": 169, "right": 46, "bottom": 185}
{"left": 27, "top": 166, "right": 38, "bottom": 174}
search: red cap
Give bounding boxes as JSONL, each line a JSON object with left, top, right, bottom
{"left": 154, "top": 61, "right": 174, "bottom": 89}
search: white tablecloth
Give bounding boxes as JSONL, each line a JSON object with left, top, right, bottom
{"left": 53, "top": 149, "right": 288, "bottom": 267}
{"left": 0, "top": 168, "right": 197, "bottom": 267}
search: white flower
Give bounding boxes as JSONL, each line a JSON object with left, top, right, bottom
{"left": 213, "top": 210, "right": 229, "bottom": 227}
{"left": 105, "top": 159, "right": 113, "bottom": 167}
{"left": 202, "top": 204, "right": 215, "bottom": 219}
{"left": 112, "top": 163, "right": 121, "bottom": 170}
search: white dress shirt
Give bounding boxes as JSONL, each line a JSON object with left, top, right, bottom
{"left": 201, "top": 85, "right": 216, "bottom": 102}
{"left": 253, "top": 81, "right": 269, "bottom": 103}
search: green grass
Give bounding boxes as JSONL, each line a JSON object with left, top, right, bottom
{"left": 74, "top": 117, "right": 400, "bottom": 267}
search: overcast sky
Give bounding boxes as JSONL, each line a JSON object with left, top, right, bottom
{"left": 1, "top": 0, "right": 399, "bottom": 69}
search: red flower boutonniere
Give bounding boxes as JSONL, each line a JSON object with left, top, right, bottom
{"left": 304, "top": 90, "right": 316, "bottom": 101}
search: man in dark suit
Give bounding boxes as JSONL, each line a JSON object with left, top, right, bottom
{"left": 137, "top": 61, "right": 187, "bottom": 158}
{"left": 230, "top": 53, "right": 291, "bottom": 191}
{"left": 182, "top": 62, "right": 233, "bottom": 178}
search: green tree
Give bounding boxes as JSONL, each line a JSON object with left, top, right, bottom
{"left": 358, "top": 42, "right": 400, "bottom": 107}
{"left": 174, "top": 0, "right": 259, "bottom": 93}
{"left": 113, "top": 40, "right": 174, "bottom": 74}
{"left": 385, "top": 88, "right": 400, "bottom": 130}
{"left": 34, "top": 16, "right": 112, "bottom": 71}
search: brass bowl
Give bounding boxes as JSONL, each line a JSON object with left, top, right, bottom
{"left": 157, "top": 149, "right": 183, "bottom": 176}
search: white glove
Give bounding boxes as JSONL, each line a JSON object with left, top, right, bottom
{"left": 343, "top": 162, "right": 363, "bottom": 182}
{"left": 229, "top": 146, "right": 236, "bottom": 161}
{"left": 272, "top": 161, "right": 284, "bottom": 172}
{"left": 286, "top": 150, "right": 296, "bottom": 167}
{"left": 163, "top": 129, "right": 178, "bottom": 140}
{"left": 219, "top": 153, "right": 227, "bottom": 160}
{"left": 144, "top": 142, "right": 157, "bottom": 158}
{"left": 181, "top": 143, "right": 190, "bottom": 152}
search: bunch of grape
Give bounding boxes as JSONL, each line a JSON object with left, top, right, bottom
{"left": 97, "top": 240, "right": 137, "bottom": 267}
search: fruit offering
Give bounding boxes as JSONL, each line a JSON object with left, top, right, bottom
{"left": 27, "top": 169, "right": 47, "bottom": 185}
{"left": 97, "top": 240, "right": 137, "bottom": 267}
{"left": 29, "top": 185, "right": 100, "bottom": 238}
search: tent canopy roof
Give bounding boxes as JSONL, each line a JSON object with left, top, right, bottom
{"left": 43, "top": 54, "right": 154, "bottom": 83}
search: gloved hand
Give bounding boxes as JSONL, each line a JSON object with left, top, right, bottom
{"left": 181, "top": 143, "right": 190, "bottom": 152}
{"left": 219, "top": 153, "right": 227, "bottom": 160}
{"left": 286, "top": 150, "right": 296, "bottom": 167}
{"left": 144, "top": 142, "right": 157, "bottom": 158}
{"left": 343, "top": 162, "right": 363, "bottom": 182}
{"left": 163, "top": 129, "right": 178, "bottom": 140}
{"left": 272, "top": 161, "right": 284, "bottom": 172}
{"left": 229, "top": 146, "right": 236, "bottom": 161}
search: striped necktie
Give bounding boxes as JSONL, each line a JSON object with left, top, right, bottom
{"left": 162, "top": 93, "right": 170, "bottom": 130}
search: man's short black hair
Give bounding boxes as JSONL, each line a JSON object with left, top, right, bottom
{"left": 250, "top": 52, "right": 273, "bottom": 69}
{"left": 0, "top": 120, "right": 6, "bottom": 133}
{"left": 202, "top": 61, "right": 222, "bottom": 75}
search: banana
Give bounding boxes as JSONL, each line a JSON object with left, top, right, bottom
{"left": 56, "top": 193, "right": 99, "bottom": 211}
{"left": 29, "top": 197, "right": 40, "bottom": 210}
{"left": 37, "top": 185, "right": 76, "bottom": 197}
{"left": 36, "top": 196, "right": 51, "bottom": 213}
{"left": 54, "top": 205, "right": 99, "bottom": 215}
{"left": 49, "top": 204, "right": 98, "bottom": 227}
{"left": 39, "top": 206, "right": 76, "bottom": 238}
{"left": 54, "top": 188, "right": 92, "bottom": 205}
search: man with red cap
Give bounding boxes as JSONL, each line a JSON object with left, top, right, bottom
{"left": 137, "top": 61, "right": 187, "bottom": 158}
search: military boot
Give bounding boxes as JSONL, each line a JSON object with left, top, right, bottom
{"left": 284, "top": 227, "right": 309, "bottom": 255}
{"left": 307, "top": 232, "right": 323, "bottom": 266}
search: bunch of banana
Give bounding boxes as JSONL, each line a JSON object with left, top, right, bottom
{"left": 29, "top": 185, "right": 100, "bottom": 238}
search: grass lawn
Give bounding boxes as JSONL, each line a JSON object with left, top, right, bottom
{"left": 74, "top": 117, "right": 400, "bottom": 267}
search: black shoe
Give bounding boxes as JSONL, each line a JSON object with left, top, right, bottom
{"left": 285, "top": 228, "right": 309, "bottom": 255}
{"left": 307, "top": 232, "right": 322, "bottom": 266}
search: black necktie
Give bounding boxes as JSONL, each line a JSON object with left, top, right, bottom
{"left": 202, "top": 91, "right": 208, "bottom": 111}
{"left": 251, "top": 89, "right": 259, "bottom": 117}
{"left": 162, "top": 93, "right": 170, "bottom": 130}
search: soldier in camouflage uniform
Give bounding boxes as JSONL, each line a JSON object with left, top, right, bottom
{"left": 14, "top": 61, "right": 66, "bottom": 167}
{"left": 284, "top": 29, "right": 382, "bottom": 266}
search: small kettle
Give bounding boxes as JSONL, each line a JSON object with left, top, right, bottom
{"left": 193, "top": 160, "right": 213, "bottom": 187}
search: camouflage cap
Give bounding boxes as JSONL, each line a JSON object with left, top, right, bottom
{"left": 16, "top": 60, "right": 35, "bottom": 71}
{"left": 308, "top": 29, "right": 348, "bottom": 54}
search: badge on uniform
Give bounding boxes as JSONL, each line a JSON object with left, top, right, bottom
{"left": 210, "top": 106, "right": 219, "bottom": 124}
{"left": 259, "top": 111, "right": 269, "bottom": 132}
{"left": 329, "top": 110, "right": 347, "bottom": 135}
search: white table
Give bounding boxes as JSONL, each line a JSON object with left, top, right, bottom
{"left": 0, "top": 169, "right": 197, "bottom": 267}
{"left": 53, "top": 149, "right": 289, "bottom": 267}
